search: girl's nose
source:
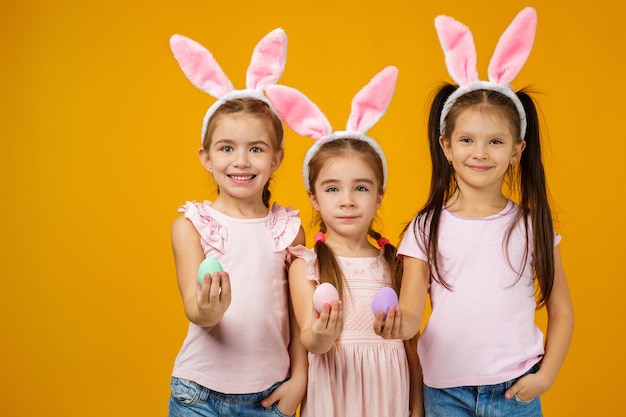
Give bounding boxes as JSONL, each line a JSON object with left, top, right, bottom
{"left": 472, "top": 144, "right": 488, "bottom": 159}
{"left": 233, "top": 150, "right": 251, "bottom": 167}
{"left": 340, "top": 191, "right": 356, "bottom": 207}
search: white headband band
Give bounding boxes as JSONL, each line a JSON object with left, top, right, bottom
{"left": 169, "top": 28, "right": 288, "bottom": 143}
{"left": 435, "top": 7, "right": 537, "bottom": 139}
{"left": 266, "top": 66, "right": 398, "bottom": 191}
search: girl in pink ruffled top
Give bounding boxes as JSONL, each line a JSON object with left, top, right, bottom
{"left": 266, "top": 67, "right": 422, "bottom": 416}
{"left": 167, "top": 29, "right": 307, "bottom": 417}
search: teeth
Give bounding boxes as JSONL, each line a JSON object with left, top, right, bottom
{"left": 230, "top": 175, "right": 254, "bottom": 180}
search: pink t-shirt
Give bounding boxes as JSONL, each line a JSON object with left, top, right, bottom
{"left": 172, "top": 201, "right": 301, "bottom": 394}
{"left": 398, "top": 201, "right": 556, "bottom": 388}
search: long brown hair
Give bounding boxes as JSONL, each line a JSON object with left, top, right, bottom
{"left": 308, "top": 138, "right": 402, "bottom": 299}
{"left": 202, "top": 97, "right": 284, "bottom": 208}
{"left": 407, "top": 85, "right": 555, "bottom": 307}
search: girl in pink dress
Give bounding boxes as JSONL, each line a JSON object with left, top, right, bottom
{"left": 267, "top": 67, "right": 422, "bottom": 416}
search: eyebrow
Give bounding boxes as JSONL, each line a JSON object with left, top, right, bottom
{"left": 319, "top": 178, "right": 376, "bottom": 187}
{"left": 212, "top": 139, "right": 271, "bottom": 147}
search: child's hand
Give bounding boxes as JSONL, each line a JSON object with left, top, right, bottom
{"left": 196, "top": 271, "right": 231, "bottom": 326}
{"left": 504, "top": 368, "right": 552, "bottom": 402}
{"left": 260, "top": 376, "right": 307, "bottom": 416}
{"left": 310, "top": 300, "right": 343, "bottom": 352}
{"left": 373, "top": 306, "right": 407, "bottom": 339}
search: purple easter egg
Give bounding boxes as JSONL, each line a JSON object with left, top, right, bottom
{"left": 371, "top": 286, "right": 398, "bottom": 318}
{"left": 313, "top": 282, "right": 340, "bottom": 312}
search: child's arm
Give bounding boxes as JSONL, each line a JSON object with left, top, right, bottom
{"left": 505, "top": 245, "right": 574, "bottom": 401}
{"left": 405, "top": 334, "right": 424, "bottom": 417}
{"left": 374, "top": 256, "right": 429, "bottom": 341}
{"left": 171, "top": 215, "right": 231, "bottom": 327}
{"left": 289, "top": 258, "right": 344, "bottom": 355}
{"left": 262, "top": 227, "right": 308, "bottom": 415}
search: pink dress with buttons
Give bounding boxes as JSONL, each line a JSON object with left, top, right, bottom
{"left": 290, "top": 245, "right": 410, "bottom": 417}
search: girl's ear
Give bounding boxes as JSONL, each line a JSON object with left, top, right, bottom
{"left": 439, "top": 135, "right": 452, "bottom": 160}
{"left": 198, "top": 147, "right": 212, "bottom": 172}
{"left": 270, "top": 148, "right": 284, "bottom": 172}
{"left": 512, "top": 139, "right": 526, "bottom": 161}
{"left": 308, "top": 191, "right": 320, "bottom": 211}
{"left": 376, "top": 191, "right": 384, "bottom": 210}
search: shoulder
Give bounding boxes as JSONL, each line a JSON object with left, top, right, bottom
{"left": 266, "top": 203, "right": 302, "bottom": 251}
{"left": 288, "top": 245, "right": 320, "bottom": 283}
{"left": 175, "top": 201, "right": 228, "bottom": 253}
{"left": 171, "top": 214, "right": 201, "bottom": 249}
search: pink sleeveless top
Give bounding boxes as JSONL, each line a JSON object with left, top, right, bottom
{"left": 172, "top": 201, "right": 301, "bottom": 394}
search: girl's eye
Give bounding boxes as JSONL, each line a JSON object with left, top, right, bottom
{"left": 250, "top": 147, "right": 263, "bottom": 153}
{"left": 220, "top": 146, "right": 234, "bottom": 152}
{"left": 355, "top": 186, "right": 369, "bottom": 192}
{"left": 490, "top": 139, "right": 503, "bottom": 145}
{"left": 325, "top": 186, "right": 339, "bottom": 192}
{"left": 460, "top": 137, "right": 472, "bottom": 143}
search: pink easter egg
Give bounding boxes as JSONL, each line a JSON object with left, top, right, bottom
{"left": 313, "top": 282, "right": 340, "bottom": 312}
{"left": 371, "top": 286, "right": 399, "bottom": 318}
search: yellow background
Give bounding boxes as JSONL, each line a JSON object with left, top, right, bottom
{"left": 1, "top": 0, "right": 623, "bottom": 415}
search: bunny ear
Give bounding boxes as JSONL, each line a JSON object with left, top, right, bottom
{"left": 488, "top": 7, "right": 537, "bottom": 85}
{"left": 435, "top": 15, "right": 479, "bottom": 86}
{"left": 246, "top": 28, "right": 288, "bottom": 91}
{"left": 346, "top": 66, "right": 399, "bottom": 134}
{"left": 169, "top": 34, "right": 234, "bottom": 98}
{"left": 266, "top": 85, "right": 332, "bottom": 140}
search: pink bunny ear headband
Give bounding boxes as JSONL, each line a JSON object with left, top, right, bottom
{"left": 169, "top": 28, "right": 288, "bottom": 143}
{"left": 266, "top": 66, "right": 398, "bottom": 191}
{"left": 435, "top": 7, "right": 537, "bottom": 139}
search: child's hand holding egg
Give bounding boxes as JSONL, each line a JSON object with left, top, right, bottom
{"left": 313, "top": 282, "right": 340, "bottom": 312}
{"left": 371, "top": 286, "right": 398, "bottom": 318}
{"left": 198, "top": 258, "right": 223, "bottom": 284}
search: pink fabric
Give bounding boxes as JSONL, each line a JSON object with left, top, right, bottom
{"left": 435, "top": 7, "right": 536, "bottom": 89}
{"left": 266, "top": 67, "right": 397, "bottom": 191}
{"left": 346, "top": 66, "right": 399, "bottom": 134}
{"left": 265, "top": 84, "right": 332, "bottom": 140}
{"left": 489, "top": 7, "right": 537, "bottom": 85}
{"left": 172, "top": 201, "right": 301, "bottom": 394}
{"left": 288, "top": 245, "right": 410, "bottom": 417}
{"left": 434, "top": 15, "right": 478, "bottom": 86}
{"left": 246, "top": 28, "right": 288, "bottom": 90}
{"left": 169, "top": 34, "right": 234, "bottom": 98}
{"left": 398, "top": 201, "right": 557, "bottom": 388}
{"left": 170, "top": 28, "right": 287, "bottom": 100}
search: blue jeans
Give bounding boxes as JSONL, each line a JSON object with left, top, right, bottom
{"left": 424, "top": 364, "right": 542, "bottom": 417}
{"left": 168, "top": 377, "right": 292, "bottom": 417}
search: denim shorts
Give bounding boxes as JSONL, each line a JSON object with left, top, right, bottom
{"left": 423, "top": 364, "right": 542, "bottom": 417}
{"left": 168, "top": 377, "right": 292, "bottom": 417}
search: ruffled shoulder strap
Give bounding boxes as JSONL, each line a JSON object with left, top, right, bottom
{"left": 287, "top": 245, "right": 320, "bottom": 284}
{"left": 266, "top": 202, "right": 301, "bottom": 251}
{"left": 178, "top": 201, "right": 228, "bottom": 254}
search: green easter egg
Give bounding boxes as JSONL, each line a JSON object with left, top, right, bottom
{"left": 198, "top": 257, "right": 223, "bottom": 284}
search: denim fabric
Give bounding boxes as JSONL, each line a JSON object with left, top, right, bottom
{"left": 423, "top": 364, "right": 542, "bottom": 417}
{"left": 168, "top": 377, "right": 292, "bottom": 417}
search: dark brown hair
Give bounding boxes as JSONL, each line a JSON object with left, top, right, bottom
{"left": 408, "top": 85, "right": 554, "bottom": 307}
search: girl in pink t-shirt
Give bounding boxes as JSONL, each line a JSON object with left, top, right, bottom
{"left": 374, "top": 8, "right": 574, "bottom": 417}
{"left": 167, "top": 29, "right": 307, "bottom": 417}
{"left": 267, "top": 67, "right": 422, "bottom": 417}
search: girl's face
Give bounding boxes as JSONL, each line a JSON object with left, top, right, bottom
{"left": 200, "top": 114, "right": 283, "bottom": 205}
{"left": 310, "top": 154, "right": 383, "bottom": 239}
{"left": 440, "top": 107, "right": 525, "bottom": 194}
